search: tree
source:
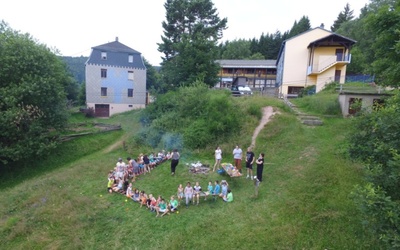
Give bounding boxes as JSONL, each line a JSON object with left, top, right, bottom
{"left": 366, "top": 1, "right": 400, "bottom": 87}
{"left": 0, "top": 21, "right": 69, "bottom": 166}
{"left": 143, "top": 57, "right": 161, "bottom": 93}
{"left": 221, "top": 39, "right": 252, "bottom": 59}
{"left": 287, "top": 16, "right": 311, "bottom": 38}
{"left": 158, "top": 0, "right": 227, "bottom": 90}
{"left": 331, "top": 3, "right": 354, "bottom": 32}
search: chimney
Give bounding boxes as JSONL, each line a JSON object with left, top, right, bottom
{"left": 320, "top": 23, "right": 325, "bottom": 29}
{"left": 116, "top": 37, "right": 119, "bottom": 42}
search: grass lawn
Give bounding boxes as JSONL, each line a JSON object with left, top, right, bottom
{"left": 0, "top": 96, "right": 380, "bottom": 249}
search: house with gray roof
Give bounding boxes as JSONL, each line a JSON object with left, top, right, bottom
{"left": 85, "top": 38, "right": 147, "bottom": 117}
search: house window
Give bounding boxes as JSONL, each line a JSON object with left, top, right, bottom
{"left": 128, "top": 71, "right": 134, "bottom": 80}
{"left": 101, "top": 87, "right": 107, "bottom": 96}
{"left": 101, "top": 69, "right": 107, "bottom": 78}
{"left": 101, "top": 52, "right": 107, "bottom": 60}
{"left": 128, "top": 55, "right": 134, "bottom": 63}
{"left": 288, "top": 86, "right": 304, "bottom": 94}
{"left": 349, "top": 98, "right": 362, "bottom": 115}
{"left": 128, "top": 88, "right": 133, "bottom": 97}
{"left": 373, "top": 98, "right": 385, "bottom": 111}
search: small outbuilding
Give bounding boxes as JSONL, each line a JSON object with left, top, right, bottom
{"left": 338, "top": 91, "right": 392, "bottom": 117}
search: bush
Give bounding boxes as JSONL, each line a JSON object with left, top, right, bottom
{"left": 137, "top": 82, "right": 244, "bottom": 149}
{"left": 348, "top": 91, "right": 400, "bottom": 247}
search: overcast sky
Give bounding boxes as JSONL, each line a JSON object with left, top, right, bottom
{"left": 1, "top": 0, "right": 369, "bottom": 66}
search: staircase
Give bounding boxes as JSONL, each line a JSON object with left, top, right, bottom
{"left": 283, "top": 97, "right": 323, "bottom": 126}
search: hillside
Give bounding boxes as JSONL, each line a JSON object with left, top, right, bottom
{"left": 0, "top": 96, "right": 380, "bottom": 249}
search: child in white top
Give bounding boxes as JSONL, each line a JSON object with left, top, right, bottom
{"left": 184, "top": 182, "right": 193, "bottom": 208}
{"left": 193, "top": 182, "right": 202, "bottom": 205}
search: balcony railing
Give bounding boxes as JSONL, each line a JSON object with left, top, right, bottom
{"left": 218, "top": 73, "right": 276, "bottom": 79}
{"left": 307, "top": 54, "right": 351, "bottom": 75}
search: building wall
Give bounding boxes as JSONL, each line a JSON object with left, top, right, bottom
{"left": 338, "top": 93, "right": 385, "bottom": 117}
{"left": 86, "top": 64, "right": 146, "bottom": 116}
{"left": 281, "top": 29, "right": 331, "bottom": 93}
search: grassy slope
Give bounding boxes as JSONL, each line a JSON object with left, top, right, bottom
{"left": 0, "top": 96, "right": 379, "bottom": 249}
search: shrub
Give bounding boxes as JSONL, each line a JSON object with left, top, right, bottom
{"left": 138, "top": 82, "right": 244, "bottom": 149}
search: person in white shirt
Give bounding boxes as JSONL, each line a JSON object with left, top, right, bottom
{"left": 115, "top": 157, "right": 126, "bottom": 179}
{"left": 232, "top": 145, "right": 243, "bottom": 173}
{"left": 213, "top": 146, "right": 222, "bottom": 172}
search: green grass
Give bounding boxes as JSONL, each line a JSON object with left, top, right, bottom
{"left": 0, "top": 96, "right": 381, "bottom": 249}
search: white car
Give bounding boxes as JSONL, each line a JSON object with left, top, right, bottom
{"left": 231, "top": 85, "right": 253, "bottom": 96}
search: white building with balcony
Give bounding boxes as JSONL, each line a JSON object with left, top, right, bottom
{"left": 276, "top": 27, "right": 356, "bottom": 97}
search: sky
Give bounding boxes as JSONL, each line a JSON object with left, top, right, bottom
{"left": 1, "top": 0, "right": 370, "bottom": 66}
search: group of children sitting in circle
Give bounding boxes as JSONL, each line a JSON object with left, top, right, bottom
{"left": 112, "top": 150, "right": 172, "bottom": 183}
{"left": 107, "top": 154, "right": 233, "bottom": 217}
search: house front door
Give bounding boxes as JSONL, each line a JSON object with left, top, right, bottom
{"left": 335, "top": 70, "right": 341, "bottom": 82}
{"left": 336, "top": 49, "right": 344, "bottom": 61}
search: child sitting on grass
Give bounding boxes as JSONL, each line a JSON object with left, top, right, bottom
{"left": 203, "top": 181, "right": 213, "bottom": 201}
{"left": 219, "top": 180, "right": 229, "bottom": 198}
{"left": 193, "top": 182, "right": 202, "bottom": 205}
{"left": 112, "top": 177, "right": 124, "bottom": 194}
{"left": 177, "top": 184, "right": 184, "bottom": 204}
{"left": 126, "top": 183, "right": 133, "bottom": 198}
{"left": 107, "top": 177, "right": 115, "bottom": 194}
{"left": 157, "top": 199, "right": 170, "bottom": 217}
{"left": 132, "top": 188, "right": 140, "bottom": 202}
{"left": 184, "top": 182, "right": 194, "bottom": 208}
{"left": 169, "top": 195, "right": 179, "bottom": 212}
{"left": 223, "top": 189, "right": 233, "bottom": 202}
{"left": 213, "top": 180, "right": 220, "bottom": 201}
{"left": 149, "top": 196, "right": 158, "bottom": 212}
{"left": 140, "top": 191, "right": 148, "bottom": 208}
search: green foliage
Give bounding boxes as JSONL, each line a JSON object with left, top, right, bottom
{"left": 291, "top": 90, "right": 341, "bottom": 116}
{"left": 138, "top": 83, "right": 242, "bottom": 149}
{"left": 287, "top": 15, "right": 311, "bottom": 38}
{"left": 0, "top": 100, "right": 382, "bottom": 249}
{"left": 158, "top": 0, "right": 227, "bottom": 89}
{"left": 220, "top": 39, "right": 252, "bottom": 59}
{"left": 348, "top": 90, "right": 400, "bottom": 247}
{"left": 367, "top": 1, "right": 400, "bottom": 87}
{"left": 143, "top": 57, "right": 161, "bottom": 93}
{"left": 61, "top": 56, "right": 87, "bottom": 83}
{"left": 298, "top": 85, "right": 316, "bottom": 97}
{"left": 0, "top": 21, "right": 70, "bottom": 166}
{"left": 77, "top": 82, "right": 86, "bottom": 106}
{"left": 331, "top": 3, "right": 355, "bottom": 32}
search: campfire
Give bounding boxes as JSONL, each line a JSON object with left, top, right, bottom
{"left": 187, "top": 162, "right": 210, "bottom": 174}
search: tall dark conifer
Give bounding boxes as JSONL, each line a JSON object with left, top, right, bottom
{"left": 158, "top": 0, "right": 227, "bottom": 90}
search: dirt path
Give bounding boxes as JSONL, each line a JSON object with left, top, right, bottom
{"left": 102, "top": 135, "right": 127, "bottom": 153}
{"left": 251, "top": 106, "right": 277, "bottom": 148}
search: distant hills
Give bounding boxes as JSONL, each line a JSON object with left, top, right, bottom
{"left": 60, "top": 56, "right": 88, "bottom": 84}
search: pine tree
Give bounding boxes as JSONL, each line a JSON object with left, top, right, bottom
{"left": 158, "top": 0, "right": 227, "bottom": 90}
{"left": 331, "top": 3, "right": 354, "bottom": 32}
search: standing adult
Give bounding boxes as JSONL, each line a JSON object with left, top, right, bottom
{"left": 170, "top": 149, "right": 180, "bottom": 176}
{"left": 255, "top": 153, "right": 265, "bottom": 182}
{"left": 213, "top": 146, "right": 222, "bottom": 172}
{"left": 232, "top": 145, "right": 243, "bottom": 173}
{"left": 245, "top": 147, "right": 255, "bottom": 179}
